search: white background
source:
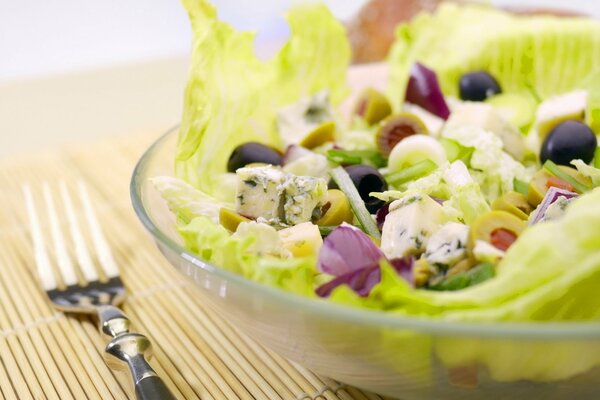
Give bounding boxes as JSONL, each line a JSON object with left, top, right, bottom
{"left": 0, "top": 1, "right": 597, "bottom": 158}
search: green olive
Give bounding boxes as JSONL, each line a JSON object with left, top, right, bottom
{"left": 491, "top": 191, "right": 532, "bottom": 220}
{"left": 375, "top": 112, "right": 428, "bottom": 157}
{"left": 315, "top": 189, "right": 354, "bottom": 226}
{"left": 468, "top": 210, "right": 525, "bottom": 253}
{"left": 300, "top": 121, "right": 335, "bottom": 149}
{"left": 353, "top": 88, "right": 392, "bottom": 125}
{"left": 219, "top": 208, "right": 251, "bottom": 232}
{"left": 527, "top": 166, "right": 591, "bottom": 206}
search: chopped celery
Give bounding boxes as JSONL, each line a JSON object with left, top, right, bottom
{"left": 595, "top": 147, "right": 600, "bottom": 169}
{"left": 385, "top": 159, "right": 437, "bottom": 186}
{"left": 513, "top": 178, "right": 529, "bottom": 196}
{"left": 326, "top": 149, "right": 386, "bottom": 168}
{"left": 329, "top": 167, "right": 381, "bottom": 239}
{"left": 543, "top": 160, "right": 591, "bottom": 193}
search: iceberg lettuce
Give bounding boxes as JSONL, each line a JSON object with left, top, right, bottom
{"left": 176, "top": 0, "right": 350, "bottom": 199}
{"left": 388, "top": 3, "right": 600, "bottom": 109}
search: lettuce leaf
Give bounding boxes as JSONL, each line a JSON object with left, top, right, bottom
{"left": 176, "top": 0, "right": 350, "bottom": 199}
{"left": 150, "top": 176, "right": 234, "bottom": 224}
{"left": 388, "top": 3, "right": 600, "bottom": 109}
{"left": 180, "top": 216, "right": 317, "bottom": 296}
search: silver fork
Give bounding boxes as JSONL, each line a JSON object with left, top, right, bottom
{"left": 23, "top": 181, "right": 177, "bottom": 400}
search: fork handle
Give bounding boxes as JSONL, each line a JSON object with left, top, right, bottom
{"left": 100, "top": 306, "right": 177, "bottom": 400}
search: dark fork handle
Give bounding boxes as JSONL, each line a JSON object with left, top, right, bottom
{"left": 100, "top": 306, "right": 177, "bottom": 400}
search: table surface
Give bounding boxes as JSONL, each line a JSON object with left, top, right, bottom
{"left": 0, "top": 132, "right": 389, "bottom": 400}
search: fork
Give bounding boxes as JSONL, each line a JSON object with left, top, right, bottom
{"left": 23, "top": 181, "right": 177, "bottom": 400}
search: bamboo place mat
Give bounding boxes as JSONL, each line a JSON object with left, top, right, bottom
{"left": 0, "top": 132, "right": 391, "bottom": 400}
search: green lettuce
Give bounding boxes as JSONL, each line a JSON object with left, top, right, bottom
{"left": 180, "top": 216, "right": 317, "bottom": 296}
{"left": 388, "top": 3, "right": 600, "bottom": 109}
{"left": 150, "top": 176, "right": 233, "bottom": 224}
{"left": 176, "top": 0, "right": 350, "bottom": 199}
{"left": 373, "top": 161, "right": 490, "bottom": 224}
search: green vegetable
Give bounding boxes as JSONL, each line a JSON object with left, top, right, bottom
{"left": 326, "top": 149, "right": 386, "bottom": 168}
{"left": 596, "top": 148, "right": 600, "bottom": 169}
{"left": 329, "top": 167, "right": 381, "bottom": 239}
{"left": 180, "top": 216, "right": 317, "bottom": 296}
{"left": 513, "top": 178, "right": 529, "bottom": 196}
{"left": 442, "top": 124, "right": 531, "bottom": 202}
{"left": 434, "top": 262, "right": 497, "bottom": 292}
{"left": 571, "top": 159, "right": 600, "bottom": 187}
{"left": 440, "top": 138, "right": 473, "bottom": 164}
{"left": 543, "top": 160, "right": 591, "bottom": 193}
{"left": 176, "top": 0, "right": 350, "bottom": 198}
{"left": 150, "top": 176, "right": 234, "bottom": 224}
{"left": 388, "top": 3, "right": 600, "bottom": 109}
{"left": 385, "top": 159, "right": 437, "bottom": 186}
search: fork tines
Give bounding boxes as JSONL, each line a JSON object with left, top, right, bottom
{"left": 23, "top": 181, "right": 120, "bottom": 293}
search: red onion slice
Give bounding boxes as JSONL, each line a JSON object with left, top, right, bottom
{"left": 405, "top": 62, "right": 451, "bottom": 120}
{"left": 529, "top": 187, "right": 578, "bottom": 225}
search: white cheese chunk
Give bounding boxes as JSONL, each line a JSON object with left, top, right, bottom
{"left": 236, "top": 166, "right": 285, "bottom": 221}
{"left": 445, "top": 102, "right": 526, "bottom": 160}
{"left": 281, "top": 175, "right": 327, "bottom": 226}
{"left": 235, "top": 165, "right": 327, "bottom": 226}
{"left": 425, "top": 222, "right": 469, "bottom": 266}
{"left": 381, "top": 195, "right": 446, "bottom": 259}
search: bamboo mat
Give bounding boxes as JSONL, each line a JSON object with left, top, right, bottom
{"left": 0, "top": 132, "right": 390, "bottom": 400}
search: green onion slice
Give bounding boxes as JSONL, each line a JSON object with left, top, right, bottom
{"left": 329, "top": 167, "right": 381, "bottom": 239}
{"left": 543, "top": 160, "right": 591, "bottom": 193}
{"left": 385, "top": 159, "right": 437, "bottom": 186}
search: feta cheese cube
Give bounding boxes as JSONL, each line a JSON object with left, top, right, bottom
{"left": 425, "top": 222, "right": 469, "bottom": 266}
{"left": 235, "top": 166, "right": 285, "bottom": 220}
{"left": 282, "top": 175, "right": 327, "bottom": 225}
{"left": 381, "top": 195, "right": 446, "bottom": 259}
{"left": 235, "top": 165, "right": 327, "bottom": 226}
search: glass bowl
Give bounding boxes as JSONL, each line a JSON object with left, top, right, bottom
{"left": 131, "top": 126, "right": 600, "bottom": 399}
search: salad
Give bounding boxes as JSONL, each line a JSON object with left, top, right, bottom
{"left": 155, "top": 0, "right": 600, "bottom": 323}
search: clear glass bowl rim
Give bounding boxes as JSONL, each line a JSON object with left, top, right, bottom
{"left": 130, "top": 126, "right": 600, "bottom": 339}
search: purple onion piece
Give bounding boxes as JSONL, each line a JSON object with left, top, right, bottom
{"left": 318, "top": 223, "right": 385, "bottom": 276}
{"left": 390, "top": 256, "right": 415, "bottom": 285}
{"left": 375, "top": 202, "right": 391, "bottom": 231}
{"left": 405, "top": 62, "right": 451, "bottom": 120}
{"left": 316, "top": 265, "right": 380, "bottom": 298}
{"left": 529, "top": 187, "right": 578, "bottom": 225}
{"left": 282, "top": 144, "right": 313, "bottom": 165}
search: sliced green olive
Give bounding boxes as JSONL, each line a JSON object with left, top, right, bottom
{"left": 528, "top": 166, "right": 591, "bottom": 206}
{"left": 353, "top": 88, "right": 392, "bottom": 125}
{"left": 315, "top": 189, "right": 354, "bottom": 226}
{"left": 491, "top": 191, "right": 532, "bottom": 220}
{"left": 468, "top": 210, "right": 525, "bottom": 253}
{"left": 375, "top": 112, "right": 428, "bottom": 157}
{"left": 219, "top": 208, "right": 251, "bottom": 232}
{"left": 300, "top": 121, "right": 335, "bottom": 149}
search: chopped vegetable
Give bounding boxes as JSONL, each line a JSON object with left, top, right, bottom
{"left": 329, "top": 167, "right": 381, "bottom": 239}
{"left": 386, "top": 159, "right": 438, "bottom": 186}
{"left": 405, "top": 62, "right": 450, "bottom": 119}
{"left": 326, "top": 149, "right": 386, "bottom": 168}
{"left": 529, "top": 187, "right": 578, "bottom": 225}
{"left": 543, "top": 160, "right": 591, "bottom": 193}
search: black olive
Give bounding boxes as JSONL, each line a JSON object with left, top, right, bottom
{"left": 227, "top": 142, "right": 283, "bottom": 172}
{"left": 540, "top": 120, "right": 597, "bottom": 166}
{"left": 459, "top": 71, "right": 502, "bottom": 101}
{"left": 341, "top": 165, "right": 387, "bottom": 213}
